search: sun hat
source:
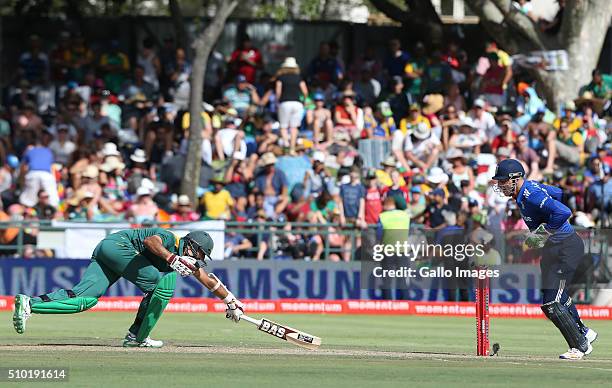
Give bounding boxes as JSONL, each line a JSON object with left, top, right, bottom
{"left": 280, "top": 57, "right": 299, "bottom": 69}
{"left": 130, "top": 149, "right": 147, "bottom": 164}
{"left": 426, "top": 167, "right": 449, "bottom": 184}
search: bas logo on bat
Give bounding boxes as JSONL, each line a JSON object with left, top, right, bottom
{"left": 259, "top": 319, "right": 286, "bottom": 338}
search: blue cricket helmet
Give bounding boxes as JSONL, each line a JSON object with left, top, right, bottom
{"left": 492, "top": 159, "right": 525, "bottom": 181}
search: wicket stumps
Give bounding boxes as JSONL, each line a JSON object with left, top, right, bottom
{"left": 475, "top": 267, "right": 490, "bottom": 356}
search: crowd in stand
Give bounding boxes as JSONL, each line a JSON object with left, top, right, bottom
{"left": 0, "top": 31, "right": 610, "bottom": 261}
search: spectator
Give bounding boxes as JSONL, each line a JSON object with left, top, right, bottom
{"left": 121, "top": 65, "right": 156, "bottom": 106}
{"left": 68, "top": 34, "right": 94, "bottom": 83}
{"left": 328, "top": 41, "right": 345, "bottom": 75}
{"left": 425, "top": 167, "right": 449, "bottom": 197}
{"left": 19, "top": 139, "right": 59, "bottom": 208}
{"left": 99, "top": 40, "right": 130, "bottom": 94}
{"left": 422, "top": 51, "right": 452, "bottom": 94}
{"left": 99, "top": 156, "right": 127, "bottom": 213}
{"left": 354, "top": 68, "right": 381, "bottom": 107}
{"left": 364, "top": 102, "right": 396, "bottom": 139}
{"left": 398, "top": 112, "right": 441, "bottom": 172}
{"left": 50, "top": 31, "right": 72, "bottom": 83}
{"left": 514, "top": 133, "right": 542, "bottom": 180}
{"left": 384, "top": 76, "right": 411, "bottom": 127}
{"left": 364, "top": 170, "right": 383, "bottom": 225}
{"left": 276, "top": 57, "right": 308, "bottom": 155}
{"left": 375, "top": 156, "right": 405, "bottom": 188}
{"left": 254, "top": 152, "right": 289, "bottom": 219}
{"left": 0, "top": 154, "right": 19, "bottom": 196}
{"left": 33, "top": 189, "right": 57, "bottom": 220}
{"left": 136, "top": 37, "right": 161, "bottom": 90}
{"left": 338, "top": 169, "right": 366, "bottom": 228}
{"left": 224, "top": 230, "right": 253, "bottom": 259}
{"left": 446, "top": 148, "right": 474, "bottom": 192}
{"left": 449, "top": 118, "right": 486, "bottom": 155}
{"left": 308, "top": 42, "right": 342, "bottom": 85}
{"left": 444, "top": 83, "right": 466, "bottom": 113}
{"left": 223, "top": 75, "right": 260, "bottom": 117}
{"left": 83, "top": 101, "right": 113, "bottom": 143}
{"left": 165, "top": 48, "right": 191, "bottom": 108}
{"left": 468, "top": 98, "right": 497, "bottom": 142}
{"left": 307, "top": 92, "right": 333, "bottom": 148}
{"left": 169, "top": 195, "right": 199, "bottom": 222}
{"left": 229, "top": 35, "right": 263, "bottom": 84}
{"left": 555, "top": 118, "right": 584, "bottom": 166}
{"left": 126, "top": 148, "right": 154, "bottom": 195}
{"left": 48, "top": 124, "right": 76, "bottom": 166}
{"left": 384, "top": 39, "right": 410, "bottom": 79}
{"left": 201, "top": 175, "right": 234, "bottom": 220}
{"left": 407, "top": 186, "right": 426, "bottom": 222}
{"left": 381, "top": 170, "right": 409, "bottom": 210}
{"left": 348, "top": 45, "right": 382, "bottom": 81}
{"left": 480, "top": 52, "right": 506, "bottom": 107}
{"left": 127, "top": 187, "right": 158, "bottom": 223}
{"left": 580, "top": 69, "right": 611, "bottom": 100}
{"left": 334, "top": 90, "right": 363, "bottom": 140}
{"left": 490, "top": 119, "right": 517, "bottom": 154}
{"left": 18, "top": 35, "right": 49, "bottom": 84}
{"left": 404, "top": 41, "right": 427, "bottom": 100}
{"left": 215, "top": 115, "right": 246, "bottom": 161}
{"left": 425, "top": 188, "right": 450, "bottom": 230}
{"left": 485, "top": 41, "right": 513, "bottom": 93}
{"left": 65, "top": 190, "right": 96, "bottom": 221}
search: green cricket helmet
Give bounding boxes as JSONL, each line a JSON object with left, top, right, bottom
{"left": 181, "top": 230, "right": 214, "bottom": 261}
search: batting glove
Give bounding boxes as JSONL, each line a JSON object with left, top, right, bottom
{"left": 168, "top": 254, "right": 198, "bottom": 277}
{"left": 225, "top": 298, "right": 244, "bottom": 323}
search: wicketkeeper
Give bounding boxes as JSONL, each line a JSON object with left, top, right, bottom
{"left": 12, "top": 228, "right": 244, "bottom": 348}
{"left": 492, "top": 159, "right": 598, "bottom": 360}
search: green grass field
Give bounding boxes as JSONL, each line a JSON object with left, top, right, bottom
{"left": 1, "top": 311, "right": 611, "bottom": 387}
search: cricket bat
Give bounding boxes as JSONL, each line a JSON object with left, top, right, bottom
{"left": 240, "top": 314, "right": 322, "bottom": 350}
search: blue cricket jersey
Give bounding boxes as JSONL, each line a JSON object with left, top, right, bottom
{"left": 516, "top": 180, "right": 574, "bottom": 243}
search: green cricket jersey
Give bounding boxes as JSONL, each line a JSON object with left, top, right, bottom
{"left": 110, "top": 227, "right": 181, "bottom": 269}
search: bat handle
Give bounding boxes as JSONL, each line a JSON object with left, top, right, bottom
{"left": 240, "top": 314, "right": 261, "bottom": 326}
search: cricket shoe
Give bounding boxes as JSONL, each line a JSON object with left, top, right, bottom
{"left": 559, "top": 344, "right": 593, "bottom": 360}
{"left": 122, "top": 332, "right": 164, "bottom": 348}
{"left": 585, "top": 328, "right": 598, "bottom": 344}
{"left": 13, "top": 294, "right": 31, "bottom": 334}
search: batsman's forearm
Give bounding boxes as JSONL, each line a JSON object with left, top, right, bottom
{"left": 193, "top": 269, "right": 232, "bottom": 301}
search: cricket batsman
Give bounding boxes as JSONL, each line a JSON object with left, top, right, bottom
{"left": 492, "top": 159, "right": 598, "bottom": 360}
{"left": 12, "top": 228, "right": 244, "bottom": 348}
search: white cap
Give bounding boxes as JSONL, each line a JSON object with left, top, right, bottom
{"left": 103, "top": 142, "right": 121, "bottom": 156}
{"left": 313, "top": 151, "right": 326, "bottom": 162}
{"left": 177, "top": 194, "right": 191, "bottom": 206}
{"left": 136, "top": 187, "right": 151, "bottom": 197}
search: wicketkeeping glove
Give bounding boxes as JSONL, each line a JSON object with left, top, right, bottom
{"left": 524, "top": 224, "right": 551, "bottom": 249}
{"left": 225, "top": 297, "right": 244, "bottom": 323}
{"left": 168, "top": 254, "right": 198, "bottom": 277}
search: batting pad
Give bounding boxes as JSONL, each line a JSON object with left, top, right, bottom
{"left": 541, "top": 301, "right": 589, "bottom": 353}
{"left": 136, "top": 272, "right": 177, "bottom": 342}
{"left": 31, "top": 297, "right": 98, "bottom": 314}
